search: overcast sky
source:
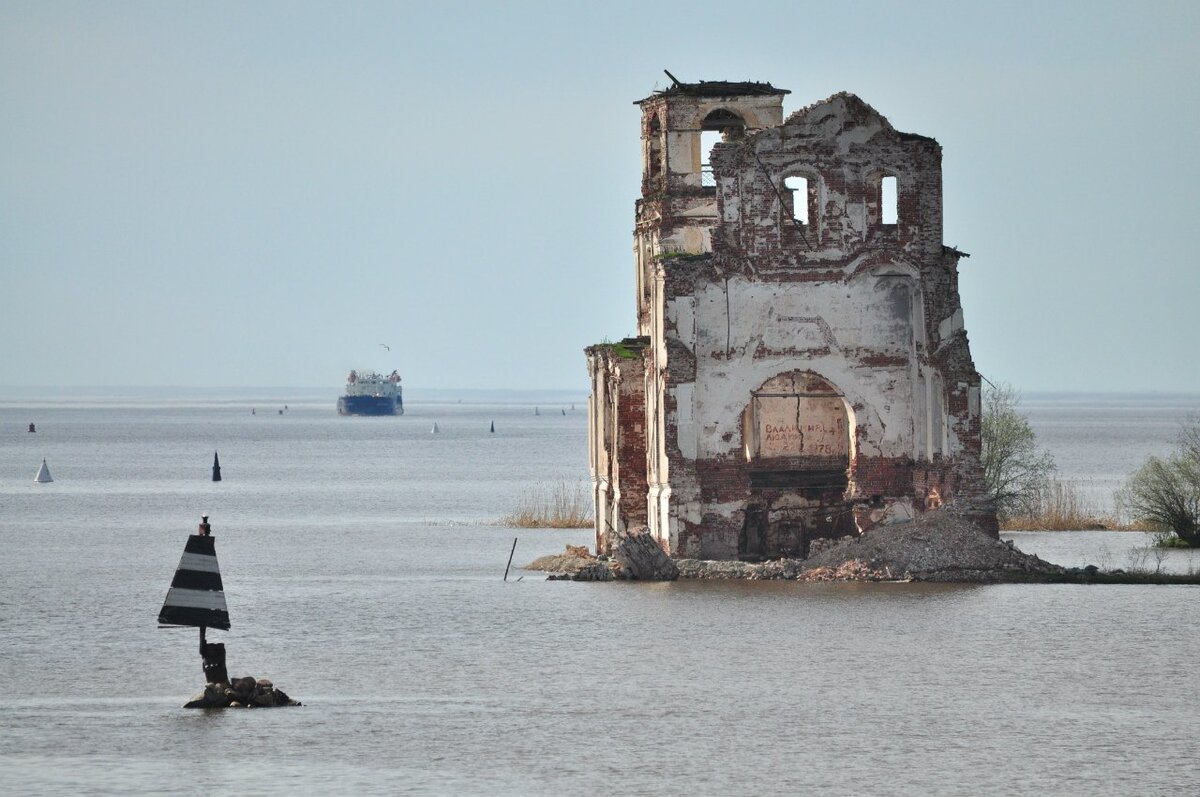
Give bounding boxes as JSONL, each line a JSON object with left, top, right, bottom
{"left": 3, "top": 1, "right": 1198, "bottom": 391}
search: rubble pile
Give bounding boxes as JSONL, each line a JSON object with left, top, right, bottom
{"left": 800, "top": 510, "right": 1065, "bottom": 583}
{"left": 528, "top": 509, "right": 1066, "bottom": 584}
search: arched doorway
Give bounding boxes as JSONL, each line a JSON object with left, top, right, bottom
{"left": 738, "top": 370, "right": 857, "bottom": 559}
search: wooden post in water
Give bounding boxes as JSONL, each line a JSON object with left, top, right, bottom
{"left": 503, "top": 537, "right": 517, "bottom": 581}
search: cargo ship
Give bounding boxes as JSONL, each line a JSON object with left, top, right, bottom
{"left": 337, "top": 370, "right": 403, "bottom": 416}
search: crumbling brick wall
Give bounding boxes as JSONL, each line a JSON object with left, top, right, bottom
{"left": 586, "top": 340, "right": 650, "bottom": 554}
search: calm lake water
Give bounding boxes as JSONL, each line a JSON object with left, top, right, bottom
{"left": 1, "top": 389, "right": 1199, "bottom": 795}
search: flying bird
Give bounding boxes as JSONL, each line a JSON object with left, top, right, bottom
{"left": 379, "top": 343, "right": 390, "bottom": 351}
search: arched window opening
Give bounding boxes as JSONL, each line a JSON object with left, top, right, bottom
{"left": 784, "top": 176, "right": 809, "bottom": 225}
{"left": 700, "top": 109, "right": 745, "bottom": 188}
{"left": 881, "top": 175, "right": 898, "bottom": 225}
{"left": 702, "top": 108, "right": 746, "bottom": 137}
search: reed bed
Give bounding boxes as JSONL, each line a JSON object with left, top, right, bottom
{"left": 1000, "top": 479, "right": 1142, "bottom": 531}
{"left": 501, "top": 481, "right": 593, "bottom": 529}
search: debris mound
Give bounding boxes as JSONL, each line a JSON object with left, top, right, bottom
{"left": 800, "top": 509, "right": 1065, "bottom": 582}
{"left": 526, "top": 548, "right": 597, "bottom": 575}
{"left": 526, "top": 509, "right": 1062, "bottom": 583}
{"left": 528, "top": 528, "right": 678, "bottom": 581}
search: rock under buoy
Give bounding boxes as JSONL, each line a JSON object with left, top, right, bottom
{"left": 34, "top": 458, "right": 52, "bottom": 483}
{"left": 183, "top": 675, "right": 301, "bottom": 709}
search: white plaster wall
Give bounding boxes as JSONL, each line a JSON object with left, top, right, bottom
{"left": 676, "top": 273, "right": 958, "bottom": 464}
{"left": 938, "top": 307, "right": 964, "bottom": 342}
{"left": 675, "top": 383, "right": 697, "bottom": 460}
{"left": 667, "top": 131, "right": 694, "bottom": 177}
{"left": 666, "top": 296, "right": 696, "bottom": 350}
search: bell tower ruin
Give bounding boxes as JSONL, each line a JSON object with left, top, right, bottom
{"left": 587, "top": 74, "right": 993, "bottom": 561}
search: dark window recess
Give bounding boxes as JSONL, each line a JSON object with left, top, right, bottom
{"left": 748, "top": 469, "right": 849, "bottom": 491}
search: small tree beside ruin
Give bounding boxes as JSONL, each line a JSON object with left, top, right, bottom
{"left": 981, "top": 382, "right": 1055, "bottom": 520}
{"left": 1120, "top": 418, "right": 1200, "bottom": 546}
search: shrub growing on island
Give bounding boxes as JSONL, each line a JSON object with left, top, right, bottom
{"left": 1119, "top": 419, "right": 1200, "bottom": 547}
{"left": 981, "top": 382, "right": 1055, "bottom": 521}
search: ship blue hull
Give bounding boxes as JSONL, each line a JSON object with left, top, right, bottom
{"left": 337, "top": 394, "right": 402, "bottom": 416}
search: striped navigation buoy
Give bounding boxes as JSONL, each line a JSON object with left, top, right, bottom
{"left": 158, "top": 519, "right": 230, "bottom": 630}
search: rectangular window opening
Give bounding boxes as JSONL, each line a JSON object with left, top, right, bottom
{"left": 700, "top": 131, "right": 721, "bottom": 187}
{"left": 783, "top": 176, "right": 809, "bottom": 225}
{"left": 881, "top": 175, "right": 898, "bottom": 225}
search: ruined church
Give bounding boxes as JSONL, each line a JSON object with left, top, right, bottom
{"left": 586, "top": 75, "right": 993, "bottom": 561}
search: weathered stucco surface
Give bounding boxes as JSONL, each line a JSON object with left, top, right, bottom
{"left": 588, "top": 77, "right": 993, "bottom": 561}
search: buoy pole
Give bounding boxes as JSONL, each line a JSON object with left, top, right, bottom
{"left": 196, "top": 516, "right": 228, "bottom": 684}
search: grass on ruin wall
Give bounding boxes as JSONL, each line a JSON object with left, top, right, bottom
{"left": 501, "top": 481, "right": 593, "bottom": 529}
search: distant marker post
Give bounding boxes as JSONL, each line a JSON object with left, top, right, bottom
{"left": 504, "top": 537, "right": 517, "bottom": 581}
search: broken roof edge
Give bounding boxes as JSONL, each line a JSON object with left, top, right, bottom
{"left": 725, "top": 91, "right": 938, "bottom": 153}
{"left": 635, "top": 79, "right": 790, "bottom": 105}
{"left": 783, "top": 91, "right": 907, "bottom": 136}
